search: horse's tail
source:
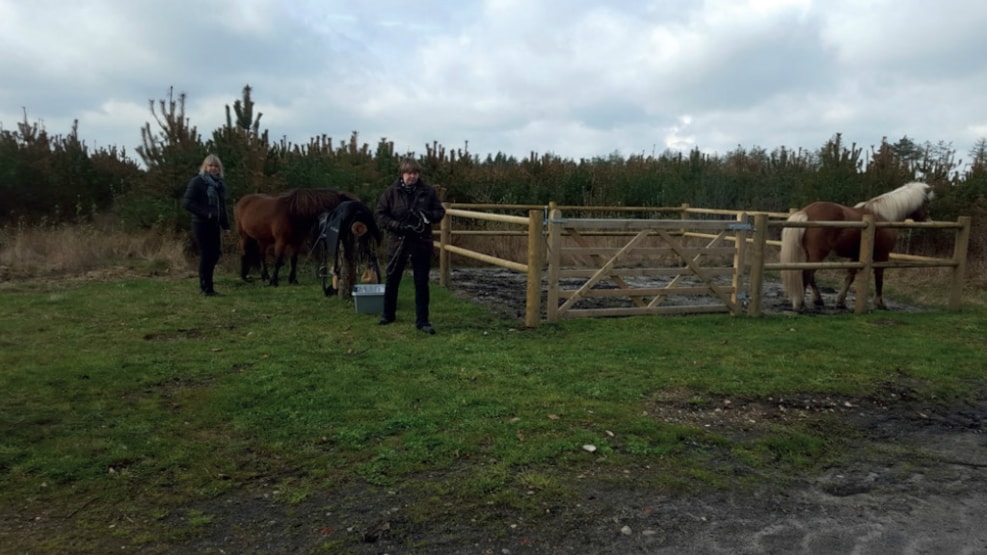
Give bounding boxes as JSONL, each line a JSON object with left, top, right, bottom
{"left": 780, "top": 211, "right": 808, "bottom": 309}
{"left": 239, "top": 236, "right": 262, "bottom": 280}
{"left": 244, "top": 237, "right": 261, "bottom": 263}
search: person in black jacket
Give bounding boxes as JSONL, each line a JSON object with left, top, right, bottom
{"left": 375, "top": 158, "right": 446, "bottom": 334}
{"left": 182, "top": 154, "right": 231, "bottom": 296}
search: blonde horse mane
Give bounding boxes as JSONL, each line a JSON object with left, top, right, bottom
{"left": 854, "top": 181, "right": 933, "bottom": 221}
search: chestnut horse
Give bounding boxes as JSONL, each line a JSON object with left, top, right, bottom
{"left": 780, "top": 181, "right": 934, "bottom": 312}
{"left": 235, "top": 188, "right": 360, "bottom": 286}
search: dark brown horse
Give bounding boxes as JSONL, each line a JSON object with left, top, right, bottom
{"left": 235, "top": 188, "right": 360, "bottom": 286}
{"left": 314, "top": 200, "right": 382, "bottom": 299}
{"left": 780, "top": 181, "right": 934, "bottom": 312}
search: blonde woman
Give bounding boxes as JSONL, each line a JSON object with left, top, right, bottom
{"left": 182, "top": 154, "right": 231, "bottom": 296}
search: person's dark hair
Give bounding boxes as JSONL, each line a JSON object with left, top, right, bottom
{"left": 399, "top": 158, "right": 422, "bottom": 174}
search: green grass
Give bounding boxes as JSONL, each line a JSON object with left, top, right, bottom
{"left": 1, "top": 272, "right": 985, "bottom": 550}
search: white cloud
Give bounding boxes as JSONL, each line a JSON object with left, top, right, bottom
{"left": 2, "top": 0, "right": 986, "bottom": 164}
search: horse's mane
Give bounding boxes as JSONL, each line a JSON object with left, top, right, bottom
{"left": 283, "top": 188, "right": 360, "bottom": 220}
{"left": 854, "top": 181, "right": 933, "bottom": 221}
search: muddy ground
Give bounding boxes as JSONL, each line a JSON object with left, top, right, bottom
{"left": 161, "top": 269, "right": 986, "bottom": 554}
{"left": 441, "top": 266, "right": 925, "bottom": 320}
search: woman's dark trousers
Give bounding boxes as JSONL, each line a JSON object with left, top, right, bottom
{"left": 382, "top": 238, "right": 432, "bottom": 326}
{"left": 192, "top": 220, "right": 221, "bottom": 293}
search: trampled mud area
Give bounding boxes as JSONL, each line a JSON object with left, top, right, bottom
{"left": 441, "top": 266, "right": 926, "bottom": 320}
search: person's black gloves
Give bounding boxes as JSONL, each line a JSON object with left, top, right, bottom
{"left": 401, "top": 214, "right": 425, "bottom": 234}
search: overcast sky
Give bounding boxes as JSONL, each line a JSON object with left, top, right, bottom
{"left": 2, "top": 0, "right": 986, "bottom": 166}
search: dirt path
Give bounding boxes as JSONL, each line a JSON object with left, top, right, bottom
{"left": 614, "top": 395, "right": 987, "bottom": 555}
{"left": 166, "top": 391, "right": 986, "bottom": 554}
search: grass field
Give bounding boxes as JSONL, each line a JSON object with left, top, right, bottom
{"left": 1, "top": 227, "right": 986, "bottom": 552}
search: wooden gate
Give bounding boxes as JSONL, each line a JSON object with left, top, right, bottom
{"left": 545, "top": 209, "right": 751, "bottom": 321}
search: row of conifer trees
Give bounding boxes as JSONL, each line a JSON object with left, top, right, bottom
{"left": 2, "top": 86, "right": 985, "bottom": 253}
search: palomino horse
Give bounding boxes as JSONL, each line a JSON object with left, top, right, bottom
{"left": 780, "top": 181, "right": 934, "bottom": 312}
{"left": 314, "top": 200, "right": 382, "bottom": 299}
{"left": 234, "top": 188, "right": 360, "bottom": 286}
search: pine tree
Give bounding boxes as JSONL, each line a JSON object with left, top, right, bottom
{"left": 127, "top": 87, "right": 206, "bottom": 229}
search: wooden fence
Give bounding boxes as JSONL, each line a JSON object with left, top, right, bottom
{"left": 544, "top": 211, "right": 748, "bottom": 321}
{"left": 434, "top": 203, "right": 971, "bottom": 328}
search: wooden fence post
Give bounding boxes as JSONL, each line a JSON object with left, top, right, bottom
{"left": 731, "top": 211, "right": 749, "bottom": 310}
{"left": 525, "top": 209, "right": 544, "bottom": 328}
{"left": 854, "top": 214, "right": 876, "bottom": 314}
{"left": 438, "top": 202, "right": 451, "bottom": 287}
{"left": 546, "top": 206, "right": 561, "bottom": 322}
{"left": 747, "top": 213, "right": 767, "bottom": 316}
{"left": 950, "top": 215, "right": 971, "bottom": 310}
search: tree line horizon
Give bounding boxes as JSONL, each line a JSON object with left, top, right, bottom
{"left": 2, "top": 85, "right": 985, "bottom": 254}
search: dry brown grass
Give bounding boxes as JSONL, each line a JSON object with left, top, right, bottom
{"left": 0, "top": 225, "right": 197, "bottom": 281}
{"left": 887, "top": 259, "right": 987, "bottom": 309}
